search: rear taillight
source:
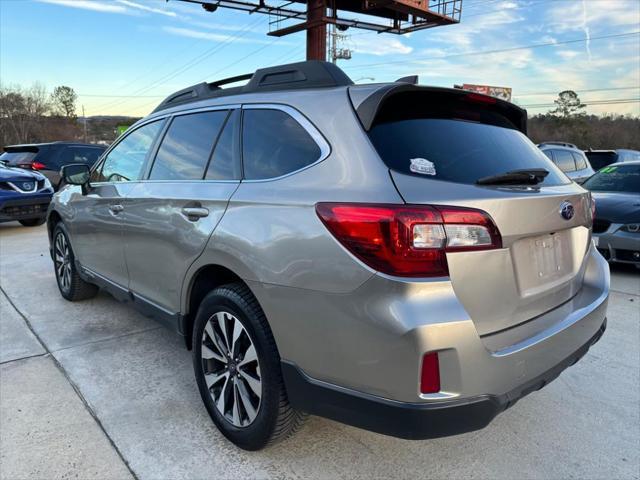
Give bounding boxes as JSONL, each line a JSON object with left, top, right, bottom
{"left": 420, "top": 352, "right": 441, "bottom": 394}
{"left": 315, "top": 203, "right": 502, "bottom": 277}
{"left": 31, "top": 161, "right": 47, "bottom": 170}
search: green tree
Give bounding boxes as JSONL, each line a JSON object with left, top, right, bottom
{"left": 550, "top": 90, "right": 586, "bottom": 118}
{"left": 51, "top": 85, "right": 77, "bottom": 119}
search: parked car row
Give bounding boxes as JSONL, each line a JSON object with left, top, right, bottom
{"left": 0, "top": 142, "right": 106, "bottom": 190}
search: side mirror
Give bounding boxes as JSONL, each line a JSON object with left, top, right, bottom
{"left": 61, "top": 163, "right": 90, "bottom": 186}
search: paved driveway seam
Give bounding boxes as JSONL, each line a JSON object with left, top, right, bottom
{"left": 0, "top": 286, "right": 140, "bottom": 480}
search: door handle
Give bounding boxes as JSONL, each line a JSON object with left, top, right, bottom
{"left": 181, "top": 207, "right": 209, "bottom": 220}
{"left": 109, "top": 204, "right": 124, "bottom": 214}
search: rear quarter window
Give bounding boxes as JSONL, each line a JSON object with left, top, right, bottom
{"left": 552, "top": 150, "right": 576, "bottom": 172}
{"left": 242, "top": 109, "right": 321, "bottom": 180}
{"left": 368, "top": 118, "right": 568, "bottom": 186}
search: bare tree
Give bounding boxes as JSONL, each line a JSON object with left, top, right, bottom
{"left": 0, "top": 83, "right": 50, "bottom": 146}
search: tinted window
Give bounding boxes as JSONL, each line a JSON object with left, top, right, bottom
{"left": 553, "top": 150, "right": 576, "bottom": 172}
{"left": 59, "top": 147, "right": 104, "bottom": 167}
{"left": 0, "top": 151, "right": 37, "bottom": 166}
{"left": 583, "top": 164, "right": 640, "bottom": 193}
{"left": 369, "top": 119, "right": 568, "bottom": 186}
{"left": 572, "top": 152, "right": 588, "bottom": 170}
{"left": 242, "top": 109, "right": 321, "bottom": 180}
{"left": 206, "top": 110, "right": 240, "bottom": 180}
{"left": 97, "top": 120, "right": 163, "bottom": 182}
{"left": 585, "top": 151, "right": 618, "bottom": 170}
{"left": 542, "top": 150, "right": 553, "bottom": 160}
{"left": 149, "top": 111, "right": 228, "bottom": 180}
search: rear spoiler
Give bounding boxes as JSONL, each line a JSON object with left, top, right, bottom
{"left": 348, "top": 84, "right": 528, "bottom": 134}
{"left": 3, "top": 145, "right": 40, "bottom": 153}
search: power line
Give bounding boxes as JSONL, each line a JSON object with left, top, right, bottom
{"left": 343, "top": 31, "right": 640, "bottom": 70}
{"left": 92, "top": 16, "right": 266, "bottom": 112}
{"left": 515, "top": 86, "right": 640, "bottom": 97}
{"left": 521, "top": 98, "right": 640, "bottom": 108}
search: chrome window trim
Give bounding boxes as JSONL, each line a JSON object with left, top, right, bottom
{"left": 240, "top": 103, "right": 332, "bottom": 183}
{"left": 92, "top": 104, "right": 241, "bottom": 186}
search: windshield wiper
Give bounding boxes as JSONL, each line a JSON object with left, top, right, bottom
{"left": 476, "top": 168, "right": 549, "bottom": 186}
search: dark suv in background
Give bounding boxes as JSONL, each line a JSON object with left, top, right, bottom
{"left": 1, "top": 142, "right": 106, "bottom": 190}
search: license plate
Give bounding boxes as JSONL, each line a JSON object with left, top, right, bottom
{"left": 531, "top": 233, "right": 567, "bottom": 280}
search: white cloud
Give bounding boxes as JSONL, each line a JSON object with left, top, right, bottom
{"left": 556, "top": 50, "right": 580, "bottom": 60}
{"left": 38, "top": 0, "right": 129, "bottom": 14}
{"left": 351, "top": 36, "right": 412, "bottom": 56}
{"left": 116, "top": 0, "right": 177, "bottom": 17}
{"left": 162, "top": 26, "right": 274, "bottom": 45}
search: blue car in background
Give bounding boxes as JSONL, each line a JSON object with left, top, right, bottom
{"left": 0, "top": 161, "right": 54, "bottom": 226}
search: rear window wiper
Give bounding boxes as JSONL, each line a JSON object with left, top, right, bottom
{"left": 476, "top": 168, "right": 549, "bottom": 185}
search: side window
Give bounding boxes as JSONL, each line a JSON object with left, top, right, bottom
{"left": 242, "top": 109, "right": 321, "bottom": 180}
{"left": 542, "top": 150, "right": 553, "bottom": 160}
{"left": 61, "top": 147, "right": 104, "bottom": 166}
{"left": 205, "top": 110, "right": 240, "bottom": 180}
{"left": 572, "top": 152, "right": 587, "bottom": 170}
{"left": 149, "top": 111, "right": 228, "bottom": 181}
{"left": 554, "top": 150, "right": 577, "bottom": 172}
{"left": 98, "top": 120, "right": 164, "bottom": 182}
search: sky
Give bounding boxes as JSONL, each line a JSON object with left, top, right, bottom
{"left": 1, "top": 0, "right": 639, "bottom": 117}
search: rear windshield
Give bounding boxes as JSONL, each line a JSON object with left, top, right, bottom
{"left": 585, "top": 152, "right": 618, "bottom": 170}
{"left": 0, "top": 151, "right": 37, "bottom": 165}
{"left": 583, "top": 164, "right": 640, "bottom": 194}
{"left": 369, "top": 117, "right": 569, "bottom": 186}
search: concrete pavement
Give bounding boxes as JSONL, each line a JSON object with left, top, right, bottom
{"left": 1, "top": 222, "right": 639, "bottom": 479}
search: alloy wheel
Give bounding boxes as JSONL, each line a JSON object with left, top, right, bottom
{"left": 54, "top": 232, "right": 72, "bottom": 293}
{"left": 201, "top": 311, "right": 262, "bottom": 427}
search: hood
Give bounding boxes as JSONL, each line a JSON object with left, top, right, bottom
{"left": 0, "top": 165, "right": 44, "bottom": 183}
{"left": 592, "top": 191, "right": 640, "bottom": 224}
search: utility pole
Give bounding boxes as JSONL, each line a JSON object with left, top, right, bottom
{"left": 328, "top": 24, "right": 351, "bottom": 63}
{"left": 82, "top": 105, "right": 88, "bottom": 143}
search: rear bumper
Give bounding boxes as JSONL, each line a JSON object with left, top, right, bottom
{"left": 0, "top": 194, "right": 52, "bottom": 222}
{"left": 283, "top": 318, "right": 606, "bottom": 439}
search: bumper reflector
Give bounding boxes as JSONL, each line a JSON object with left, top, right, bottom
{"left": 420, "top": 352, "right": 441, "bottom": 394}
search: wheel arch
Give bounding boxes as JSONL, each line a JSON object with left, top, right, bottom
{"left": 47, "top": 210, "right": 63, "bottom": 255}
{"left": 182, "top": 263, "right": 257, "bottom": 350}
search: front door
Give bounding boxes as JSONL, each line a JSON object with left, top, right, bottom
{"left": 69, "top": 119, "right": 165, "bottom": 289}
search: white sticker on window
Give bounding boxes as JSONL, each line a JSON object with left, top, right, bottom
{"left": 409, "top": 158, "right": 436, "bottom": 176}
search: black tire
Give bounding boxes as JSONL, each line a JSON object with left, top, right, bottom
{"left": 192, "top": 283, "right": 307, "bottom": 450}
{"left": 19, "top": 217, "right": 46, "bottom": 227}
{"left": 52, "top": 223, "right": 99, "bottom": 301}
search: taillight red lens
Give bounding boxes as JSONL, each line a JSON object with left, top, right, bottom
{"left": 31, "top": 161, "right": 47, "bottom": 170}
{"left": 316, "top": 203, "right": 501, "bottom": 277}
{"left": 420, "top": 352, "right": 441, "bottom": 394}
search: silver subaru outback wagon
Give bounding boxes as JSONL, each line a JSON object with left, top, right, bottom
{"left": 47, "top": 61, "right": 609, "bottom": 450}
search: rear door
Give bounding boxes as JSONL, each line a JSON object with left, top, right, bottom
{"left": 68, "top": 120, "right": 165, "bottom": 289}
{"left": 122, "top": 107, "right": 241, "bottom": 315}
{"left": 364, "top": 90, "right": 593, "bottom": 335}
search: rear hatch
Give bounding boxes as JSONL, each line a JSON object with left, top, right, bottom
{"left": 0, "top": 146, "right": 39, "bottom": 167}
{"left": 351, "top": 85, "right": 593, "bottom": 335}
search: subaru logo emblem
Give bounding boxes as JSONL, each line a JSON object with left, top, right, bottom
{"left": 22, "top": 182, "right": 34, "bottom": 191}
{"left": 560, "top": 201, "right": 574, "bottom": 220}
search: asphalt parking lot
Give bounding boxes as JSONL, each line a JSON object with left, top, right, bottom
{"left": 1, "top": 222, "right": 639, "bottom": 480}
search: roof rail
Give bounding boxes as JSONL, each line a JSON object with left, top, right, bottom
{"left": 152, "top": 61, "right": 354, "bottom": 113}
{"left": 537, "top": 141, "right": 578, "bottom": 149}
